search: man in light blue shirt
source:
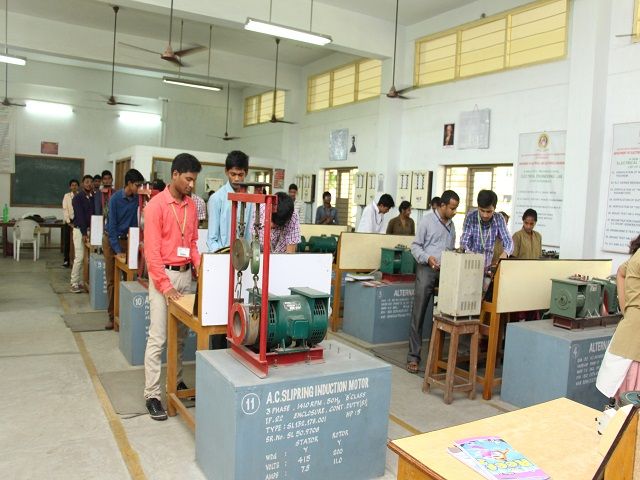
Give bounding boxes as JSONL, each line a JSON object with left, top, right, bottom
{"left": 207, "top": 151, "right": 253, "bottom": 251}
{"left": 406, "top": 190, "right": 460, "bottom": 373}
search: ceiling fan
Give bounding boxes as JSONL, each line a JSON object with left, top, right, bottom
{"left": 269, "top": 38, "right": 294, "bottom": 124}
{"left": 1, "top": 0, "right": 24, "bottom": 107}
{"left": 119, "top": 0, "right": 205, "bottom": 67}
{"left": 106, "top": 6, "right": 138, "bottom": 106}
{"left": 212, "top": 83, "right": 240, "bottom": 140}
{"left": 385, "top": 0, "right": 413, "bottom": 100}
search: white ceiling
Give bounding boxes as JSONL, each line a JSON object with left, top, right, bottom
{"left": 317, "top": 0, "right": 478, "bottom": 26}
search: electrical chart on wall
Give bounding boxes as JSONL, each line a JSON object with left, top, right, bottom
{"left": 0, "top": 107, "right": 15, "bottom": 173}
{"left": 514, "top": 131, "right": 566, "bottom": 247}
{"left": 603, "top": 123, "right": 640, "bottom": 253}
{"left": 329, "top": 128, "right": 349, "bottom": 161}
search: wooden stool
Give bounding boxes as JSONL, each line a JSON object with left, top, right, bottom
{"left": 422, "top": 314, "right": 480, "bottom": 404}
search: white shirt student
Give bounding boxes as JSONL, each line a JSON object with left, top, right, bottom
{"left": 356, "top": 193, "right": 395, "bottom": 234}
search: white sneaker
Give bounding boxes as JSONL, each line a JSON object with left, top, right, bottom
{"left": 70, "top": 284, "right": 83, "bottom": 293}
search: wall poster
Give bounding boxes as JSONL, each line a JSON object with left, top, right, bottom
{"left": 603, "top": 123, "right": 640, "bottom": 253}
{"left": 457, "top": 108, "right": 490, "bottom": 149}
{"left": 514, "top": 131, "right": 566, "bottom": 247}
{"left": 329, "top": 128, "right": 348, "bottom": 161}
{"left": 0, "top": 106, "right": 15, "bottom": 173}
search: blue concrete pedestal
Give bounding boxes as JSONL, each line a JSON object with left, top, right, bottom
{"left": 342, "top": 281, "right": 431, "bottom": 344}
{"left": 196, "top": 340, "right": 391, "bottom": 480}
{"left": 118, "top": 281, "right": 196, "bottom": 366}
{"left": 89, "top": 254, "right": 107, "bottom": 310}
{"left": 501, "top": 319, "right": 613, "bottom": 409}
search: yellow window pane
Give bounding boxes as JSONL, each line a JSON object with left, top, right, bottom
{"left": 357, "top": 59, "right": 381, "bottom": 100}
{"left": 510, "top": 0, "right": 566, "bottom": 28}
{"left": 244, "top": 96, "right": 259, "bottom": 126}
{"left": 258, "top": 92, "right": 274, "bottom": 123}
{"left": 415, "top": 33, "right": 457, "bottom": 86}
{"left": 332, "top": 64, "right": 355, "bottom": 106}
{"left": 308, "top": 73, "right": 330, "bottom": 111}
{"left": 459, "top": 18, "right": 505, "bottom": 77}
{"left": 509, "top": 41, "right": 565, "bottom": 67}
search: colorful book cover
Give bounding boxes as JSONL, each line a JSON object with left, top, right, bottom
{"left": 453, "top": 436, "right": 549, "bottom": 480}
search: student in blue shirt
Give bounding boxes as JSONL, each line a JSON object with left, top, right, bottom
{"left": 94, "top": 170, "right": 114, "bottom": 216}
{"left": 103, "top": 169, "right": 144, "bottom": 330}
{"left": 206, "top": 151, "right": 253, "bottom": 252}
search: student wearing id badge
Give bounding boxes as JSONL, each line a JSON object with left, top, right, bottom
{"left": 142, "top": 153, "right": 202, "bottom": 421}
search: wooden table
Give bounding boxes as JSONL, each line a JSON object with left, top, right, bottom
{"left": 166, "top": 293, "right": 226, "bottom": 432}
{"left": 1, "top": 221, "right": 65, "bottom": 257}
{"left": 113, "top": 255, "right": 136, "bottom": 332}
{"left": 388, "top": 398, "right": 637, "bottom": 480}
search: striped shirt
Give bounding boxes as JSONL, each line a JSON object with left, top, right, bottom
{"left": 256, "top": 206, "right": 301, "bottom": 253}
{"left": 460, "top": 209, "right": 513, "bottom": 270}
{"left": 192, "top": 193, "right": 207, "bottom": 221}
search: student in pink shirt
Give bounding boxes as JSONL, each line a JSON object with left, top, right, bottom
{"left": 142, "top": 153, "right": 202, "bottom": 421}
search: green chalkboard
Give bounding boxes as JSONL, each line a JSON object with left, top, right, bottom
{"left": 11, "top": 155, "right": 84, "bottom": 207}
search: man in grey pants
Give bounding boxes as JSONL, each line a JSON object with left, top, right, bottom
{"left": 406, "top": 190, "right": 460, "bottom": 373}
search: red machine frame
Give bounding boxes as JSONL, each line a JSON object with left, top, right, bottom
{"left": 227, "top": 190, "right": 324, "bottom": 377}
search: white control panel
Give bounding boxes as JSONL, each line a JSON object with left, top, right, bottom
{"left": 396, "top": 171, "right": 412, "bottom": 204}
{"left": 410, "top": 170, "right": 432, "bottom": 210}
{"left": 354, "top": 172, "right": 367, "bottom": 206}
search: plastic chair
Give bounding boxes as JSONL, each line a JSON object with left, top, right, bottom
{"left": 13, "top": 219, "right": 40, "bottom": 261}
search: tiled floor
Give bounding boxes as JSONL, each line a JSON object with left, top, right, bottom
{"left": 0, "top": 250, "right": 514, "bottom": 479}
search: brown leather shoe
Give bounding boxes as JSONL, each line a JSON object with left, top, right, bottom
{"left": 105, "top": 321, "right": 114, "bottom": 330}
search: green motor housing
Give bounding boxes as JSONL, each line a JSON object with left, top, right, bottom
{"left": 380, "top": 247, "right": 416, "bottom": 274}
{"left": 592, "top": 277, "right": 619, "bottom": 314}
{"left": 249, "top": 287, "right": 329, "bottom": 351}
{"left": 298, "top": 235, "right": 338, "bottom": 253}
{"left": 550, "top": 278, "right": 602, "bottom": 319}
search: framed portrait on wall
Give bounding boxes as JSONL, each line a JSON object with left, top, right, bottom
{"left": 443, "top": 124, "right": 455, "bottom": 148}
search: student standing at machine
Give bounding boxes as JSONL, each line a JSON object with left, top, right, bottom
{"left": 386, "top": 201, "right": 415, "bottom": 235}
{"left": 511, "top": 208, "right": 542, "bottom": 259}
{"left": 406, "top": 190, "right": 459, "bottom": 373}
{"left": 103, "top": 169, "right": 144, "bottom": 330}
{"left": 70, "top": 175, "right": 94, "bottom": 293}
{"left": 596, "top": 234, "right": 640, "bottom": 399}
{"left": 206, "top": 150, "right": 253, "bottom": 252}
{"left": 460, "top": 190, "right": 513, "bottom": 274}
{"left": 61, "top": 178, "right": 79, "bottom": 268}
{"left": 288, "top": 183, "right": 306, "bottom": 223}
{"left": 315, "top": 191, "right": 338, "bottom": 225}
{"left": 254, "top": 192, "right": 301, "bottom": 253}
{"left": 94, "top": 170, "right": 113, "bottom": 216}
{"left": 143, "top": 153, "right": 201, "bottom": 421}
{"left": 356, "top": 193, "right": 395, "bottom": 233}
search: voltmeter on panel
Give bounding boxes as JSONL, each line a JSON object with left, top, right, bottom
{"left": 365, "top": 172, "right": 377, "bottom": 204}
{"left": 396, "top": 171, "right": 412, "bottom": 204}
{"left": 354, "top": 172, "right": 367, "bottom": 206}
{"left": 295, "top": 175, "right": 305, "bottom": 201}
{"left": 301, "top": 174, "right": 313, "bottom": 203}
{"left": 410, "top": 170, "right": 432, "bottom": 210}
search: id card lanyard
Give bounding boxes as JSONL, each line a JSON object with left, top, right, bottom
{"left": 170, "top": 203, "right": 187, "bottom": 247}
{"left": 478, "top": 211, "right": 491, "bottom": 253}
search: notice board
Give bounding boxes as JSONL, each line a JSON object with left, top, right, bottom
{"left": 11, "top": 154, "right": 84, "bottom": 207}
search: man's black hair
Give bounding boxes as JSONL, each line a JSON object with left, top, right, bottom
{"left": 83, "top": 174, "right": 95, "bottom": 182}
{"left": 69, "top": 178, "right": 79, "bottom": 186}
{"left": 171, "top": 153, "right": 202, "bottom": 175}
{"left": 272, "top": 192, "right": 294, "bottom": 227}
{"left": 430, "top": 196, "right": 441, "bottom": 207}
{"left": 288, "top": 183, "right": 298, "bottom": 191}
{"left": 152, "top": 179, "right": 166, "bottom": 191}
{"left": 225, "top": 150, "right": 249, "bottom": 171}
{"left": 440, "top": 190, "right": 460, "bottom": 205}
{"left": 101, "top": 170, "right": 113, "bottom": 178}
{"left": 93, "top": 174, "right": 101, "bottom": 181}
{"left": 398, "top": 200, "right": 411, "bottom": 212}
{"left": 124, "top": 169, "right": 144, "bottom": 185}
{"left": 377, "top": 194, "right": 395, "bottom": 209}
{"left": 477, "top": 189, "right": 498, "bottom": 209}
{"left": 522, "top": 208, "right": 537, "bottom": 222}
{"left": 322, "top": 191, "right": 331, "bottom": 199}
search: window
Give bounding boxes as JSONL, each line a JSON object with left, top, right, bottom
{"left": 323, "top": 167, "right": 358, "bottom": 227}
{"left": 307, "top": 59, "right": 382, "bottom": 112}
{"left": 414, "top": 0, "right": 567, "bottom": 87}
{"left": 244, "top": 90, "right": 285, "bottom": 126}
{"left": 634, "top": 0, "right": 640, "bottom": 42}
{"left": 443, "top": 164, "right": 514, "bottom": 246}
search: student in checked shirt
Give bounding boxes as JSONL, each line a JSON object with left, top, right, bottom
{"left": 103, "top": 168, "right": 144, "bottom": 330}
{"left": 142, "top": 153, "right": 202, "bottom": 421}
{"left": 254, "top": 192, "right": 301, "bottom": 253}
{"left": 460, "top": 189, "right": 513, "bottom": 290}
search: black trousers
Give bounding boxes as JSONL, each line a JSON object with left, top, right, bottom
{"left": 62, "top": 224, "right": 72, "bottom": 262}
{"left": 407, "top": 264, "right": 438, "bottom": 363}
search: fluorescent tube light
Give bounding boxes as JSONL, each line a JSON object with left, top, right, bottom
{"left": 0, "top": 53, "right": 26, "bottom": 66}
{"left": 162, "top": 77, "right": 223, "bottom": 91}
{"left": 25, "top": 100, "right": 72, "bottom": 117}
{"left": 244, "top": 18, "right": 332, "bottom": 46}
{"left": 118, "top": 111, "right": 161, "bottom": 126}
